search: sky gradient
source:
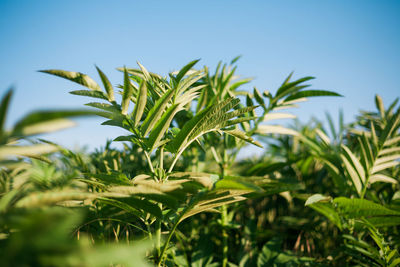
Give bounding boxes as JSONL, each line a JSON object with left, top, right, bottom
{"left": 1, "top": 0, "right": 399, "bottom": 152}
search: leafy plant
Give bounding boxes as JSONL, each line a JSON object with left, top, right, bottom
{"left": 5, "top": 58, "right": 396, "bottom": 267}
{"left": 304, "top": 95, "right": 400, "bottom": 266}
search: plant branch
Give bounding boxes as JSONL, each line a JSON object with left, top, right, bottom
{"left": 144, "top": 150, "right": 155, "bottom": 173}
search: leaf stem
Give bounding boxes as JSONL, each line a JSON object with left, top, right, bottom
{"left": 155, "top": 204, "right": 162, "bottom": 259}
{"left": 157, "top": 217, "right": 180, "bottom": 267}
{"left": 144, "top": 150, "right": 155, "bottom": 173}
{"left": 160, "top": 146, "right": 164, "bottom": 171}
{"left": 220, "top": 138, "right": 229, "bottom": 267}
{"left": 221, "top": 204, "right": 229, "bottom": 267}
{"left": 168, "top": 149, "right": 184, "bottom": 173}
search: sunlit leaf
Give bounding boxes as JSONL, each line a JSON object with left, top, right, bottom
{"left": 40, "top": 69, "right": 102, "bottom": 91}
{"left": 96, "top": 66, "right": 115, "bottom": 101}
{"left": 305, "top": 194, "right": 331, "bottom": 206}
{"left": 256, "top": 125, "right": 299, "bottom": 136}
{"left": 0, "top": 88, "right": 13, "bottom": 135}
{"left": 69, "top": 90, "right": 108, "bottom": 100}
{"left": 284, "top": 90, "right": 342, "bottom": 102}
{"left": 121, "top": 68, "right": 133, "bottom": 115}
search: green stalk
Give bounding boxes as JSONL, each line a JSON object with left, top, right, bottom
{"left": 360, "top": 176, "right": 369, "bottom": 199}
{"left": 221, "top": 204, "right": 229, "bottom": 267}
{"left": 168, "top": 150, "right": 183, "bottom": 173}
{"left": 156, "top": 203, "right": 163, "bottom": 260}
{"left": 144, "top": 150, "right": 155, "bottom": 173}
{"left": 157, "top": 219, "right": 180, "bottom": 267}
{"left": 145, "top": 221, "right": 153, "bottom": 241}
{"left": 160, "top": 146, "right": 164, "bottom": 170}
{"left": 157, "top": 192, "right": 205, "bottom": 266}
{"left": 220, "top": 142, "right": 229, "bottom": 267}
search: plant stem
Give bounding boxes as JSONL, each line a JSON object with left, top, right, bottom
{"left": 144, "top": 151, "right": 155, "bottom": 173}
{"left": 220, "top": 141, "right": 229, "bottom": 267}
{"left": 360, "top": 175, "right": 370, "bottom": 199}
{"left": 168, "top": 134, "right": 206, "bottom": 173}
{"left": 168, "top": 150, "right": 184, "bottom": 173}
{"left": 160, "top": 146, "right": 164, "bottom": 171}
{"left": 156, "top": 204, "right": 163, "bottom": 260}
{"left": 145, "top": 221, "right": 153, "bottom": 241}
{"left": 158, "top": 218, "right": 180, "bottom": 267}
{"left": 221, "top": 204, "right": 229, "bottom": 267}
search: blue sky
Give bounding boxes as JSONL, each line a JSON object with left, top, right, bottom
{"left": 1, "top": 0, "right": 399, "bottom": 151}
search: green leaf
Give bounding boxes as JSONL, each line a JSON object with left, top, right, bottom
{"left": 69, "top": 90, "right": 108, "bottom": 100}
{"left": 0, "top": 88, "right": 13, "bottom": 135}
{"left": 379, "top": 111, "right": 400, "bottom": 147}
{"left": 315, "top": 128, "right": 331, "bottom": 146}
{"left": 341, "top": 144, "right": 366, "bottom": 195}
{"left": 113, "top": 135, "right": 135, "bottom": 142}
{"left": 247, "top": 161, "right": 289, "bottom": 176}
{"left": 263, "top": 112, "right": 296, "bottom": 121}
{"left": 214, "top": 177, "right": 263, "bottom": 192}
{"left": 88, "top": 173, "right": 131, "bottom": 186}
{"left": 132, "top": 80, "right": 147, "bottom": 127}
{"left": 140, "top": 87, "right": 175, "bottom": 136}
{"left": 275, "top": 76, "right": 314, "bottom": 98}
{"left": 121, "top": 68, "right": 134, "bottom": 115}
{"left": 96, "top": 197, "right": 142, "bottom": 218}
{"left": 146, "top": 103, "right": 180, "bottom": 151}
{"left": 12, "top": 110, "right": 100, "bottom": 137}
{"left": 168, "top": 172, "right": 219, "bottom": 189}
{"left": 107, "top": 181, "right": 184, "bottom": 195}
{"left": 369, "top": 174, "right": 398, "bottom": 184}
{"left": 101, "top": 116, "right": 129, "bottom": 130}
{"left": 226, "top": 176, "right": 304, "bottom": 196}
{"left": 305, "top": 194, "right": 331, "bottom": 206}
{"left": 179, "top": 190, "right": 247, "bottom": 222}
{"left": 0, "top": 144, "right": 58, "bottom": 160}
{"left": 222, "top": 128, "right": 262, "bottom": 148}
{"left": 85, "top": 102, "right": 120, "bottom": 113}
{"left": 375, "top": 95, "right": 385, "bottom": 119}
{"left": 389, "top": 258, "right": 400, "bottom": 267}
{"left": 116, "top": 197, "right": 163, "bottom": 219}
{"left": 14, "top": 118, "right": 76, "bottom": 137}
{"left": 230, "top": 55, "right": 241, "bottom": 64}
{"left": 371, "top": 155, "right": 398, "bottom": 174}
{"left": 366, "top": 216, "right": 400, "bottom": 227}
{"left": 334, "top": 197, "right": 400, "bottom": 218}
{"left": 0, "top": 189, "right": 19, "bottom": 212}
{"left": 308, "top": 202, "right": 342, "bottom": 230}
{"left": 96, "top": 66, "right": 115, "bottom": 101}
{"left": 284, "top": 90, "right": 342, "bottom": 102}
{"left": 168, "top": 97, "right": 245, "bottom": 154}
{"left": 230, "top": 78, "right": 252, "bottom": 91}
{"left": 15, "top": 190, "right": 96, "bottom": 208}
{"left": 175, "top": 70, "right": 205, "bottom": 97}
{"left": 40, "top": 69, "right": 102, "bottom": 91}
{"left": 222, "top": 116, "right": 256, "bottom": 128}
{"left": 359, "top": 133, "right": 374, "bottom": 170}
{"left": 175, "top": 59, "right": 200, "bottom": 84}
{"left": 257, "top": 238, "right": 281, "bottom": 266}
{"left": 253, "top": 87, "right": 266, "bottom": 108}
{"left": 136, "top": 62, "right": 151, "bottom": 81}
{"left": 281, "top": 72, "right": 294, "bottom": 86}
{"left": 256, "top": 125, "right": 299, "bottom": 136}
{"left": 100, "top": 195, "right": 162, "bottom": 221}
{"left": 167, "top": 105, "right": 214, "bottom": 153}
{"left": 258, "top": 178, "right": 304, "bottom": 195}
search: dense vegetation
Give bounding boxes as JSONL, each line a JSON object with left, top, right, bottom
{"left": 1, "top": 59, "right": 399, "bottom": 266}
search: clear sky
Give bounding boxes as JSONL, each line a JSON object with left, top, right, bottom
{"left": 1, "top": 0, "right": 399, "bottom": 152}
